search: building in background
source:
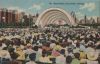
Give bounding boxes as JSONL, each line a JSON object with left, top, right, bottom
{"left": 0, "top": 8, "right": 99, "bottom": 27}
{"left": 33, "top": 13, "right": 39, "bottom": 23}
{"left": 71, "top": 11, "right": 79, "bottom": 24}
{"left": 89, "top": 17, "right": 96, "bottom": 24}
{"left": 8, "top": 10, "right": 12, "bottom": 23}
{"left": 0, "top": 8, "right": 34, "bottom": 24}
{"left": 0, "top": 8, "right": 7, "bottom": 23}
{"left": 79, "top": 15, "right": 96, "bottom": 24}
{"left": 97, "top": 17, "right": 100, "bottom": 23}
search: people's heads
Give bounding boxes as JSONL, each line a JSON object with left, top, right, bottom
{"left": 74, "top": 53, "right": 80, "bottom": 59}
{"left": 68, "top": 48, "right": 73, "bottom": 53}
{"left": 29, "top": 53, "right": 36, "bottom": 61}
{"left": 55, "top": 42, "right": 59, "bottom": 45}
{"left": 42, "top": 50, "right": 47, "bottom": 57}
{"left": 76, "top": 43, "right": 80, "bottom": 48}
{"left": 3, "top": 47, "right": 8, "bottom": 50}
{"left": 27, "top": 43, "right": 32, "bottom": 48}
{"left": 87, "top": 41, "right": 94, "bottom": 48}
{"left": 33, "top": 46, "right": 38, "bottom": 51}
{"left": 0, "top": 40, "right": 2, "bottom": 46}
{"left": 66, "top": 56, "right": 72, "bottom": 64}
{"left": 14, "top": 38, "right": 21, "bottom": 46}
{"left": 8, "top": 47, "right": 15, "bottom": 52}
{"left": 61, "top": 43, "right": 66, "bottom": 48}
{"left": 45, "top": 43, "right": 50, "bottom": 47}
{"left": 60, "top": 49, "right": 65, "bottom": 55}
{"left": 51, "top": 40, "right": 56, "bottom": 43}
{"left": 16, "top": 47, "right": 22, "bottom": 51}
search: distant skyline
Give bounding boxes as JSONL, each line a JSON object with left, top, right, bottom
{"left": 0, "top": 0, "right": 100, "bottom": 19}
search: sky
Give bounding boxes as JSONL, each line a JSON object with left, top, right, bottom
{"left": 0, "top": 0, "right": 100, "bottom": 19}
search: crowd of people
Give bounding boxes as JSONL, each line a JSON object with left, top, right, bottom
{"left": 0, "top": 28, "right": 100, "bottom": 64}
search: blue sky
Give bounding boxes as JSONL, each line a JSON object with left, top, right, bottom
{"left": 0, "top": 0, "right": 100, "bottom": 19}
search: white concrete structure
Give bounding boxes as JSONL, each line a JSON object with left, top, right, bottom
{"left": 35, "top": 8, "right": 77, "bottom": 27}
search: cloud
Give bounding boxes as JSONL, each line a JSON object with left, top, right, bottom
{"left": 28, "top": 3, "right": 43, "bottom": 10}
{"left": 7, "top": 6, "right": 25, "bottom": 12}
{"left": 80, "top": 2, "right": 96, "bottom": 11}
{"left": 76, "top": 12, "right": 84, "bottom": 19}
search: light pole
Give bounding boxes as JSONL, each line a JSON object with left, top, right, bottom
{"left": 21, "top": 18, "right": 24, "bottom": 28}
